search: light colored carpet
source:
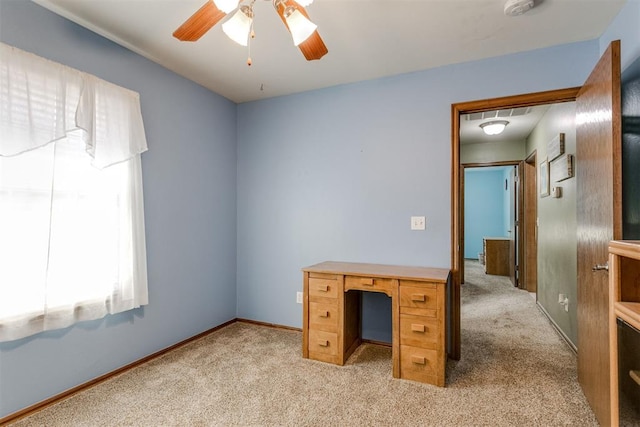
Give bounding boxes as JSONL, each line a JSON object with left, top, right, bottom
{"left": 12, "top": 261, "right": 597, "bottom": 426}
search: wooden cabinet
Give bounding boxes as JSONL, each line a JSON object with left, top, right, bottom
{"left": 483, "top": 237, "right": 510, "bottom": 276}
{"left": 302, "top": 261, "right": 449, "bottom": 387}
{"left": 608, "top": 240, "right": 640, "bottom": 426}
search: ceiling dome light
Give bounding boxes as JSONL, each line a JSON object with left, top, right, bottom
{"left": 284, "top": 8, "right": 317, "bottom": 46}
{"left": 480, "top": 120, "right": 509, "bottom": 135}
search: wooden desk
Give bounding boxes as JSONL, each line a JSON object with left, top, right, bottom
{"left": 483, "top": 237, "right": 510, "bottom": 276}
{"left": 302, "top": 261, "right": 450, "bottom": 386}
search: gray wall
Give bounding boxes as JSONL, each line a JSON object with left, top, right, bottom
{"left": 0, "top": 0, "right": 238, "bottom": 417}
{"left": 461, "top": 140, "right": 526, "bottom": 164}
{"left": 526, "top": 102, "right": 578, "bottom": 345}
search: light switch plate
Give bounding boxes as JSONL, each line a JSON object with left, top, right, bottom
{"left": 411, "top": 216, "right": 426, "bottom": 230}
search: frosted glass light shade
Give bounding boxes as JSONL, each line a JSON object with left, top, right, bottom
{"left": 284, "top": 10, "right": 317, "bottom": 46}
{"left": 214, "top": 0, "right": 240, "bottom": 13}
{"left": 222, "top": 8, "right": 253, "bottom": 46}
{"left": 297, "top": 0, "right": 314, "bottom": 6}
{"left": 480, "top": 120, "right": 509, "bottom": 135}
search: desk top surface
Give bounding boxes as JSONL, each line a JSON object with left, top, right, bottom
{"left": 303, "top": 261, "right": 450, "bottom": 283}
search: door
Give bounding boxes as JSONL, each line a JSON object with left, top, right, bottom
{"left": 576, "top": 40, "right": 622, "bottom": 426}
{"left": 523, "top": 152, "right": 537, "bottom": 293}
{"left": 508, "top": 163, "right": 524, "bottom": 288}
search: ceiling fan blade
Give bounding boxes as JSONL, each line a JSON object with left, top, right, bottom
{"left": 298, "top": 31, "right": 328, "bottom": 61}
{"left": 173, "top": 0, "right": 227, "bottom": 42}
{"left": 275, "top": 0, "right": 328, "bottom": 61}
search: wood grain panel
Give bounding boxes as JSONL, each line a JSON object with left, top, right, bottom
{"left": 620, "top": 256, "right": 640, "bottom": 303}
{"left": 400, "top": 314, "right": 439, "bottom": 349}
{"left": 309, "top": 301, "right": 338, "bottom": 332}
{"left": 344, "top": 275, "right": 393, "bottom": 296}
{"left": 308, "top": 277, "right": 338, "bottom": 299}
{"left": 173, "top": 1, "right": 226, "bottom": 42}
{"left": 576, "top": 40, "right": 621, "bottom": 426}
{"left": 399, "top": 285, "right": 438, "bottom": 313}
{"left": 399, "top": 345, "right": 441, "bottom": 385}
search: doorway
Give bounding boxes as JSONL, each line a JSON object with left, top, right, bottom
{"left": 461, "top": 162, "right": 520, "bottom": 286}
{"left": 449, "top": 87, "right": 580, "bottom": 360}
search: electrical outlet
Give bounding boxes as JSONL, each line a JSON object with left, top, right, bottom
{"left": 296, "top": 292, "right": 303, "bottom": 304}
{"left": 558, "top": 294, "right": 569, "bottom": 312}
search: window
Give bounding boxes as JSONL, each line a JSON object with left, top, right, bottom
{"left": 0, "top": 43, "right": 148, "bottom": 342}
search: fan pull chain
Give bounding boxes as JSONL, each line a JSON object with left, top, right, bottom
{"left": 247, "top": 21, "right": 255, "bottom": 66}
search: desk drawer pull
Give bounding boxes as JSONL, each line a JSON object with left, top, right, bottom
{"left": 360, "top": 278, "right": 374, "bottom": 286}
{"left": 411, "top": 356, "right": 426, "bottom": 365}
{"left": 317, "top": 339, "right": 329, "bottom": 347}
{"left": 317, "top": 284, "right": 329, "bottom": 292}
{"left": 411, "top": 324, "right": 425, "bottom": 333}
{"left": 319, "top": 310, "right": 330, "bottom": 318}
{"left": 411, "top": 294, "right": 426, "bottom": 302}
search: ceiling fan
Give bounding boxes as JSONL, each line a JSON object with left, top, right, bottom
{"left": 173, "top": 0, "right": 328, "bottom": 65}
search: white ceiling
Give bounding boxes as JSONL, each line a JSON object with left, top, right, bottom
{"left": 460, "top": 104, "right": 551, "bottom": 145}
{"left": 32, "top": 0, "right": 625, "bottom": 103}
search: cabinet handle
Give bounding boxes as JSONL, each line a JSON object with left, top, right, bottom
{"left": 411, "top": 356, "right": 426, "bottom": 365}
{"left": 318, "top": 339, "right": 329, "bottom": 347}
{"left": 411, "top": 324, "right": 426, "bottom": 333}
{"left": 317, "top": 284, "right": 329, "bottom": 292}
{"left": 631, "top": 370, "right": 640, "bottom": 386}
{"left": 319, "top": 310, "right": 329, "bottom": 318}
{"left": 411, "top": 294, "right": 426, "bottom": 302}
{"left": 360, "top": 278, "right": 374, "bottom": 286}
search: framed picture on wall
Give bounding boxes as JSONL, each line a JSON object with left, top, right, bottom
{"left": 540, "top": 159, "right": 550, "bottom": 197}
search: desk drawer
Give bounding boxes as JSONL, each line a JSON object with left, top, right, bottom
{"left": 309, "top": 278, "right": 338, "bottom": 299}
{"left": 400, "top": 345, "right": 440, "bottom": 385}
{"left": 399, "top": 285, "right": 438, "bottom": 313}
{"left": 309, "top": 329, "right": 338, "bottom": 356}
{"left": 309, "top": 301, "right": 338, "bottom": 332}
{"left": 400, "top": 314, "right": 439, "bottom": 349}
{"left": 344, "top": 276, "right": 393, "bottom": 295}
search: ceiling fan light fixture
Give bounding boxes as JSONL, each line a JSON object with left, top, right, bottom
{"left": 214, "top": 0, "right": 241, "bottom": 14}
{"left": 297, "top": 0, "right": 314, "bottom": 6}
{"left": 284, "top": 7, "right": 317, "bottom": 46}
{"left": 480, "top": 120, "right": 509, "bottom": 135}
{"left": 222, "top": 6, "right": 254, "bottom": 46}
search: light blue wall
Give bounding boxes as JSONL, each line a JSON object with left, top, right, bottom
{"left": 599, "top": 0, "right": 640, "bottom": 73}
{"left": 236, "top": 41, "right": 600, "bottom": 340}
{"left": 463, "top": 167, "right": 510, "bottom": 259}
{"left": 2, "top": 0, "right": 638, "bottom": 419}
{"left": 0, "top": 0, "right": 237, "bottom": 418}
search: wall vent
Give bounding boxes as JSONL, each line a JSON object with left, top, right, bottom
{"left": 465, "top": 107, "right": 533, "bottom": 121}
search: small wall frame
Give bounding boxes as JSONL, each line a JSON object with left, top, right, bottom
{"left": 551, "top": 153, "right": 574, "bottom": 182}
{"left": 547, "top": 133, "right": 565, "bottom": 161}
{"left": 540, "top": 159, "right": 550, "bottom": 197}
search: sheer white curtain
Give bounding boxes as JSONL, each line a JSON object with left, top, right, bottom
{"left": 0, "top": 43, "right": 149, "bottom": 342}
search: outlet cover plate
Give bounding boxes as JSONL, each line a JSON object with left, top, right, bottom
{"left": 411, "top": 216, "right": 426, "bottom": 230}
{"left": 296, "top": 292, "right": 303, "bottom": 304}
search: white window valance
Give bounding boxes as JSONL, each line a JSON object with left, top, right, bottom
{"left": 0, "top": 43, "right": 149, "bottom": 342}
{"left": 0, "top": 42, "right": 148, "bottom": 168}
